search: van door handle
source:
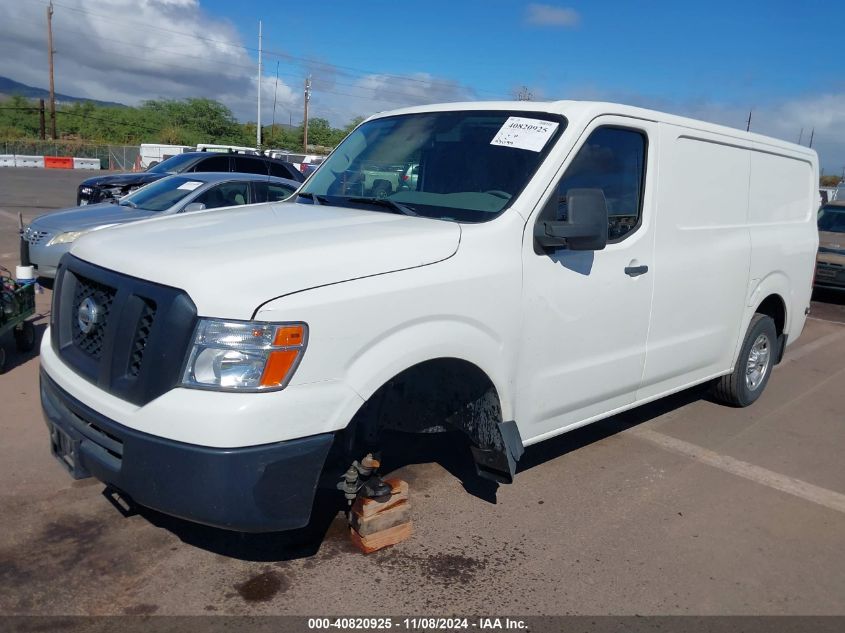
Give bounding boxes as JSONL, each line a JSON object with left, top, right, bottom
{"left": 624, "top": 265, "right": 649, "bottom": 277}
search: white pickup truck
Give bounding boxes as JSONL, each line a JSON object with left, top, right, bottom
{"left": 40, "top": 101, "right": 818, "bottom": 532}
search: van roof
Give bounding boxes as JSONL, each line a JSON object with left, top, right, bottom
{"left": 368, "top": 100, "right": 816, "bottom": 160}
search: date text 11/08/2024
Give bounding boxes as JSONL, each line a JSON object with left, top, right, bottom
{"left": 307, "top": 618, "right": 528, "bottom": 630}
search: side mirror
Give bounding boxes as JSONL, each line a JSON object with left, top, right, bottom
{"left": 534, "top": 188, "right": 608, "bottom": 251}
{"left": 183, "top": 202, "right": 206, "bottom": 213}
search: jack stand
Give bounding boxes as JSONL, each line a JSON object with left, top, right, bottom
{"left": 337, "top": 452, "right": 392, "bottom": 504}
{"left": 338, "top": 452, "right": 414, "bottom": 553}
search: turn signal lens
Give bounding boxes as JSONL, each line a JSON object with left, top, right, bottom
{"left": 273, "top": 325, "right": 305, "bottom": 347}
{"left": 260, "top": 350, "right": 300, "bottom": 387}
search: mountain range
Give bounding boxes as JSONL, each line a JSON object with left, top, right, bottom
{"left": 0, "top": 75, "right": 124, "bottom": 108}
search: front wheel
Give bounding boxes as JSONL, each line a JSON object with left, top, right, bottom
{"left": 711, "top": 314, "right": 777, "bottom": 407}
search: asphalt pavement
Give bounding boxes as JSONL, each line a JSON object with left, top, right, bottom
{"left": 0, "top": 167, "right": 843, "bottom": 616}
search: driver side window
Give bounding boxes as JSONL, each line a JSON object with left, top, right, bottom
{"left": 546, "top": 127, "right": 646, "bottom": 242}
{"left": 192, "top": 182, "right": 250, "bottom": 210}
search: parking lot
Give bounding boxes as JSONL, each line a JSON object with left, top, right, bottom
{"left": 1, "top": 167, "right": 844, "bottom": 616}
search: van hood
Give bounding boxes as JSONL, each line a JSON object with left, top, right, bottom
{"left": 70, "top": 201, "right": 461, "bottom": 319}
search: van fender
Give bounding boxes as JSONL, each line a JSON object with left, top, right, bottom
{"left": 732, "top": 271, "right": 790, "bottom": 368}
{"left": 342, "top": 316, "right": 525, "bottom": 482}
{"left": 344, "top": 316, "right": 514, "bottom": 421}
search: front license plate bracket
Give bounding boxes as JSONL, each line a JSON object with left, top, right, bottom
{"left": 49, "top": 424, "right": 90, "bottom": 479}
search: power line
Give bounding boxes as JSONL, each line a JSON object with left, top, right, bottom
{"left": 41, "top": 0, "right": 503, "bottom": 97}
{"left": 6, "top": 12, "right": 485, "bottom": 108}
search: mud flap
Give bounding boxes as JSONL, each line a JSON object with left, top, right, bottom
{"left": 775, "top": 333, "right": 788, "bottom": 365}
{"left": 470, "top": 420, "right": 524, "bottom": 484}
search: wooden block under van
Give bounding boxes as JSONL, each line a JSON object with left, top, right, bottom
{"left": 350, "top": 500, "right": 411, "bottom": 536}
{"left": 349, "top": 520, "right": 413, "bottom": 554}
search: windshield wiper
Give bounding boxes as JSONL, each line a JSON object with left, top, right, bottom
{"left": 345, "top": 197, "right": 418, "bottom": 217}
{"left": 119, "top": 199, "right": 138, "bottom": 208}
{"left": 297, "top": 192, "right": 329, "bottom": 205}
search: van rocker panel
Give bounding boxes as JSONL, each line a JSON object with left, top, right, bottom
{"left": 40, "top": 370, "right": 334, "bottom": 532}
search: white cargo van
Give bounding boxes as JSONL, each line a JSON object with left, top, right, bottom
{"left": 40, "top": 101, "right": 818, "bottom": 532}
{"left": 138, "top": 143, "right": 192, "bottom": 169}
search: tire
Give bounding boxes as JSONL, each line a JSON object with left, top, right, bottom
{"left": 370, "top": 180, "right": 392, "bottom": 199}
{"left": 711, "top": 314, "right": 777, "bottom": 407}
{"left": 14, "top": 321, "right": 36, "bottom": 352}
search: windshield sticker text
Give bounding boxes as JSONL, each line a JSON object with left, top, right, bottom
{"left": 177, "top": 181, "right": 203, "bottom": 191}
{"left": 490, "top": 117, "right": 559, "bottom": 152}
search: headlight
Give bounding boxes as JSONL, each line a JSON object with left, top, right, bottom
{"left": 47, "top": 231, "right": 87, "bottom": 246}
{"left": 80, "top": 186, "right": 93, "bottom": 194}
{"left": 181, "top": 319, "right": 308, "bottom": 391}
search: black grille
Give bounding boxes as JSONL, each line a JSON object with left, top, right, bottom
{"left": 129, "top": 300, "right": 156, "bottom": 377}
{"left": 52, "top": 255, "right": 197, "bottom": 406}
{"left": 71, "top": 275, "right": 116, "bottom": 360}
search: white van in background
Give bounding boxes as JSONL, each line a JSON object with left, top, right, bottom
{"left": 270, "top": 152, "right": 326, "bottom": 175}
{"left": 41, "top": 101, "right": 818, "bottom": 533}
{"left": 138, "top": 144, "right": 192, "bottom": 169}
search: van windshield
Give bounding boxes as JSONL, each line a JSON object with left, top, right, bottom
{"left": 298, "top": 110, "right": 567, "bottom": 223}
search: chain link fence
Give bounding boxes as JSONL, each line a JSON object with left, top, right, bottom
{"left": 1, "top": 140, "right": 140, "bottom": 171}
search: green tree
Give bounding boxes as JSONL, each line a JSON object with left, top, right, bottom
{"left": 1, "top": 94, "right": 365, "bottom": 151}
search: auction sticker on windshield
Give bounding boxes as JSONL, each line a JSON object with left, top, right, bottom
{"left": 177, "top": 181, "right": 203, "bottom": 191}
{"left": 490, "top": 117, "right": 559, "bottom": 152}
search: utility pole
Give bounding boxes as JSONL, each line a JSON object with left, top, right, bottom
{"left": 797, "top": 128, "right": 803, "bottom": 145}
{"left": 38, "top": 98, "right": 46, "bottom": 140}
{"left": 256, "top": 20, "right": 262, "bottom": 149}
{"left": 270, "top": 61, "right": 279, "bottom": 143}
{"left": 745, "top": 109, "right": 752, "bottom": 132}
{"left": 303, "top": 75, "right": 311, "bottom": 152}
{"left": 46, "top": 2, "right": 56, "bottom": 140}
{"left": 808, "top": 128, "right": 814, "bottom": 148}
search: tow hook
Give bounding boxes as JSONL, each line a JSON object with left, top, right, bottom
{"left": 338, "top": 452, "right": 392, "bottom": 505}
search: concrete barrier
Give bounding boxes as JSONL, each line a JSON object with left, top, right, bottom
{"left": 72, "top": 157, "right": 101, "bottom": 170}
{"left": 14, "top": 155, "right": 45, "bottom": 168}
{"left": 44, "top": 156, "right": 74, "bottom": 169}
{"left": 0, "top": 154, "right": 102, "bottom": 170}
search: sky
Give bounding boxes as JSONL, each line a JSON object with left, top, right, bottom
{"left": 1, "top": 0, "right": 844, "bottom": 173}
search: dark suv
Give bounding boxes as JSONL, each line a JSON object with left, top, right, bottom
{"left": 76, "top": 151, "right": 304, "bottom": 205}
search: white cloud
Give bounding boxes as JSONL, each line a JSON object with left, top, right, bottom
{"left": 0, "top": 0, "right": 479, "bottom": 132}
{"left": 524, "top": 4, "right": 580, "bottom": 28}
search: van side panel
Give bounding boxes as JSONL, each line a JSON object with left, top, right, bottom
{"left": 743, "top": 146, "right": 818, "bottom": 348}
{"left": 638, "top": 125, "right": 752, "bottom": 398}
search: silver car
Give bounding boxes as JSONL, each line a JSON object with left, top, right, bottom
{"left": 22, "top": 172, "right": 299, "bottom": 278}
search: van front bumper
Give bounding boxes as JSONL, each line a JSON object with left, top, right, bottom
{"left": 40, "top": 369, "right": 335, "bottom": 533}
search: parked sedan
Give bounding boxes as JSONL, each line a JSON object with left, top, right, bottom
{"left": 23, "top": 173, "right": 299, "bottom": 279}
{"left": 816, "top": 202, "right": 845, "bottom": 291}
{"left": 76, "top": 151, "right": 304, "bottom": 205}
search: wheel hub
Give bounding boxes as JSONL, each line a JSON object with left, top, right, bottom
{"left": 745, "top": 334, "right": 771, "bottom": 391}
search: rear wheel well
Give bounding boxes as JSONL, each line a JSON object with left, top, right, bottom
{"left": 755, "top": 294, "right": 786, "bottom": 337}
{"left": 753, "top": 293, "right": 787, "bottom": 364}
